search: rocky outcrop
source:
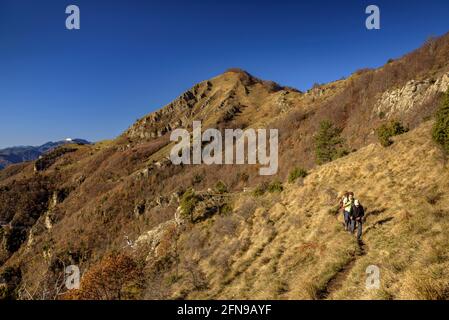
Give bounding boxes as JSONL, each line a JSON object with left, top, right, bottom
{"left": 125, "top": 81, "right": 213, "bottom": 140}
{"left": 133, "top": 193, "right": 180, "bottom": 218}
{"left": 374, "top": 73, "right": 449, "bottom": 118}
{"left": 275, "top": 91, "right": 293, "bottom": 113}
{"left": 44, "top": 214, "right": 53, "bottom": 230}
{"left": 134, "top": 213, "right": 183, "bottom": 261}
{"left": 123, "top": 69, "right": 294, "bottom": 142}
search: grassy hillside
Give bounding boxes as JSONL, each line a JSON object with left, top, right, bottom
{"left": 127, "top": 120, "right": 447, "bottom": 300}
{"left": 1, "top": 33, "right": 449, "bottom": 300}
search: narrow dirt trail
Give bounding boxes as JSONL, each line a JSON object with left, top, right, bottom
{"left": 280, "top": 196, "right": 370, "bottom": 299}
{"left": 317, "top": 239, "right": 366, "bottom": 300}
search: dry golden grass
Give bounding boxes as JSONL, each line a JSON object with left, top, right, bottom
{"left": 2, "top": 33, "right": 449, "bottom": 299}
{"left": 161, "top": 121, "right": 449, "bottom": 300}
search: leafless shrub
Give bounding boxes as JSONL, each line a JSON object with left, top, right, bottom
{"left": 236, "top": 198, "right": 257, "bottom": 220}
{"left": 183, "top": 259, "right": 207, "bottom": 291}
{"left": 212, "top": 215, "right": 239, "bottom": 236}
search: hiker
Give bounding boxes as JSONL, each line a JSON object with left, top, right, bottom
{"left": 340, "top": 192, "right": 348, "bottom": 230}
{"left": 350, "top": 199, "right": 365, "bottom": 240}
{"left": 342, "top": 192, "right": 354, "bottom": 231}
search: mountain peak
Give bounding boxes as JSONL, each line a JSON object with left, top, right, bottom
{"left": 218, "top": 68, "right": 278, "bottom": 88}
{"left": 223, "top": 67, "right": 253, "bottom": 77}
{"left": 124, "top": 68, "right": 297, "bottom": 140}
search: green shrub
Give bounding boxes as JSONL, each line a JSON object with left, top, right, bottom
{"left": 314, "top": 120, "right": 347, "bottom": 164}
{"left": 237, "top": 172, "right": 249, "bottom": 183}
{"left": 377, "top": 120, "right": 409, "bottom": 147}
{"left": 288, "top": 167, "right": 308, "bottom": 183}
{"left": 432, "top": 88, "right": 449, "bottom": 153}
{"left": 252, "top": 180, "right": 284, "bottom": 196}
{"left": 219, "top": 203, "right": 233, "bottom": 215}
{"left": 192, "top": 173, "right": 203, "bottom": 185}
{"left": 267, "top": 180, "right": 283, "bottom": 193}
{"left": 253, "top": 182, "right": 269, "bottom": 197}
{"left": 166, "top": 274, "right": 180, "bottom": 285}
{"left": 215, "top": 180, "right": 228, "bottom": 194}
{"left": 180, "top": 189, "right": 199, "bottom": 222}
{"left": 335, "top": 148, "right": 350, "bottom": 159}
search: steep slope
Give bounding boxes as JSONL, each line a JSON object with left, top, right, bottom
{"left": 129, "top": 120, "right": 448, "bottom": 300}
{"left": 125, "top": 69, "right": 302, "bottom": 140}
{"left": 124, "top": 34, "right": 449, "bottom": 173}
{"left": 0, "top": 33, "right": 449, "bottom": 300}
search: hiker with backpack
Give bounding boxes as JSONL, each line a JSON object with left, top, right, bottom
{"left": 350, "top": 199, "right": 365, "bottom": 240}
{"left": 341, "top": 192, "right": 354, "bottom": 231}
{"left": 340, "top": 192, "right": 347, "bottom": 229}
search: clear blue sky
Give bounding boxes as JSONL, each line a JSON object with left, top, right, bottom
{"left": 1, "top": 0, "right": 448, "bottom": 148}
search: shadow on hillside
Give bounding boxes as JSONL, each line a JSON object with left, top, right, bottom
{"left": 193, "top": 206, "right": 219, "bottom": 223}
{"left": 366, "top": 207, "right": 387, "bottom": 218}
{"left": 364, "top": 216, "right": 394, "bottom": 235}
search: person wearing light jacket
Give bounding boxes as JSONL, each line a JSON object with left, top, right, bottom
{"left": 342, "top": 192, "right": 354, "bottom": 231}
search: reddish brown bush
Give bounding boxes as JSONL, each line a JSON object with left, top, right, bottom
{"left": 65, "top": 253, "right": 143, "bottom": 300}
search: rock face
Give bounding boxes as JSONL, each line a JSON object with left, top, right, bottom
{"left": 123, "top": 69, "right": 295, "bottom": 142}
{"left": 44, "top": 214, "right": 53, "bottom": 230}
{"left": 374, "top": 73, "right": 449, "bottom": 118}
{"left": 133, "top": 191, "right": 227, "bottom": 260}
{"left": 124, "top": 82, "right": 209, "bottom": 140}
{"left": 134, "top": 220, "right": 178, "bottom": 259}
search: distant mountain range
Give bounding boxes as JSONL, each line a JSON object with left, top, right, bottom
{"left": 0, "top": 138, "right": 90, "bottom": 170}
